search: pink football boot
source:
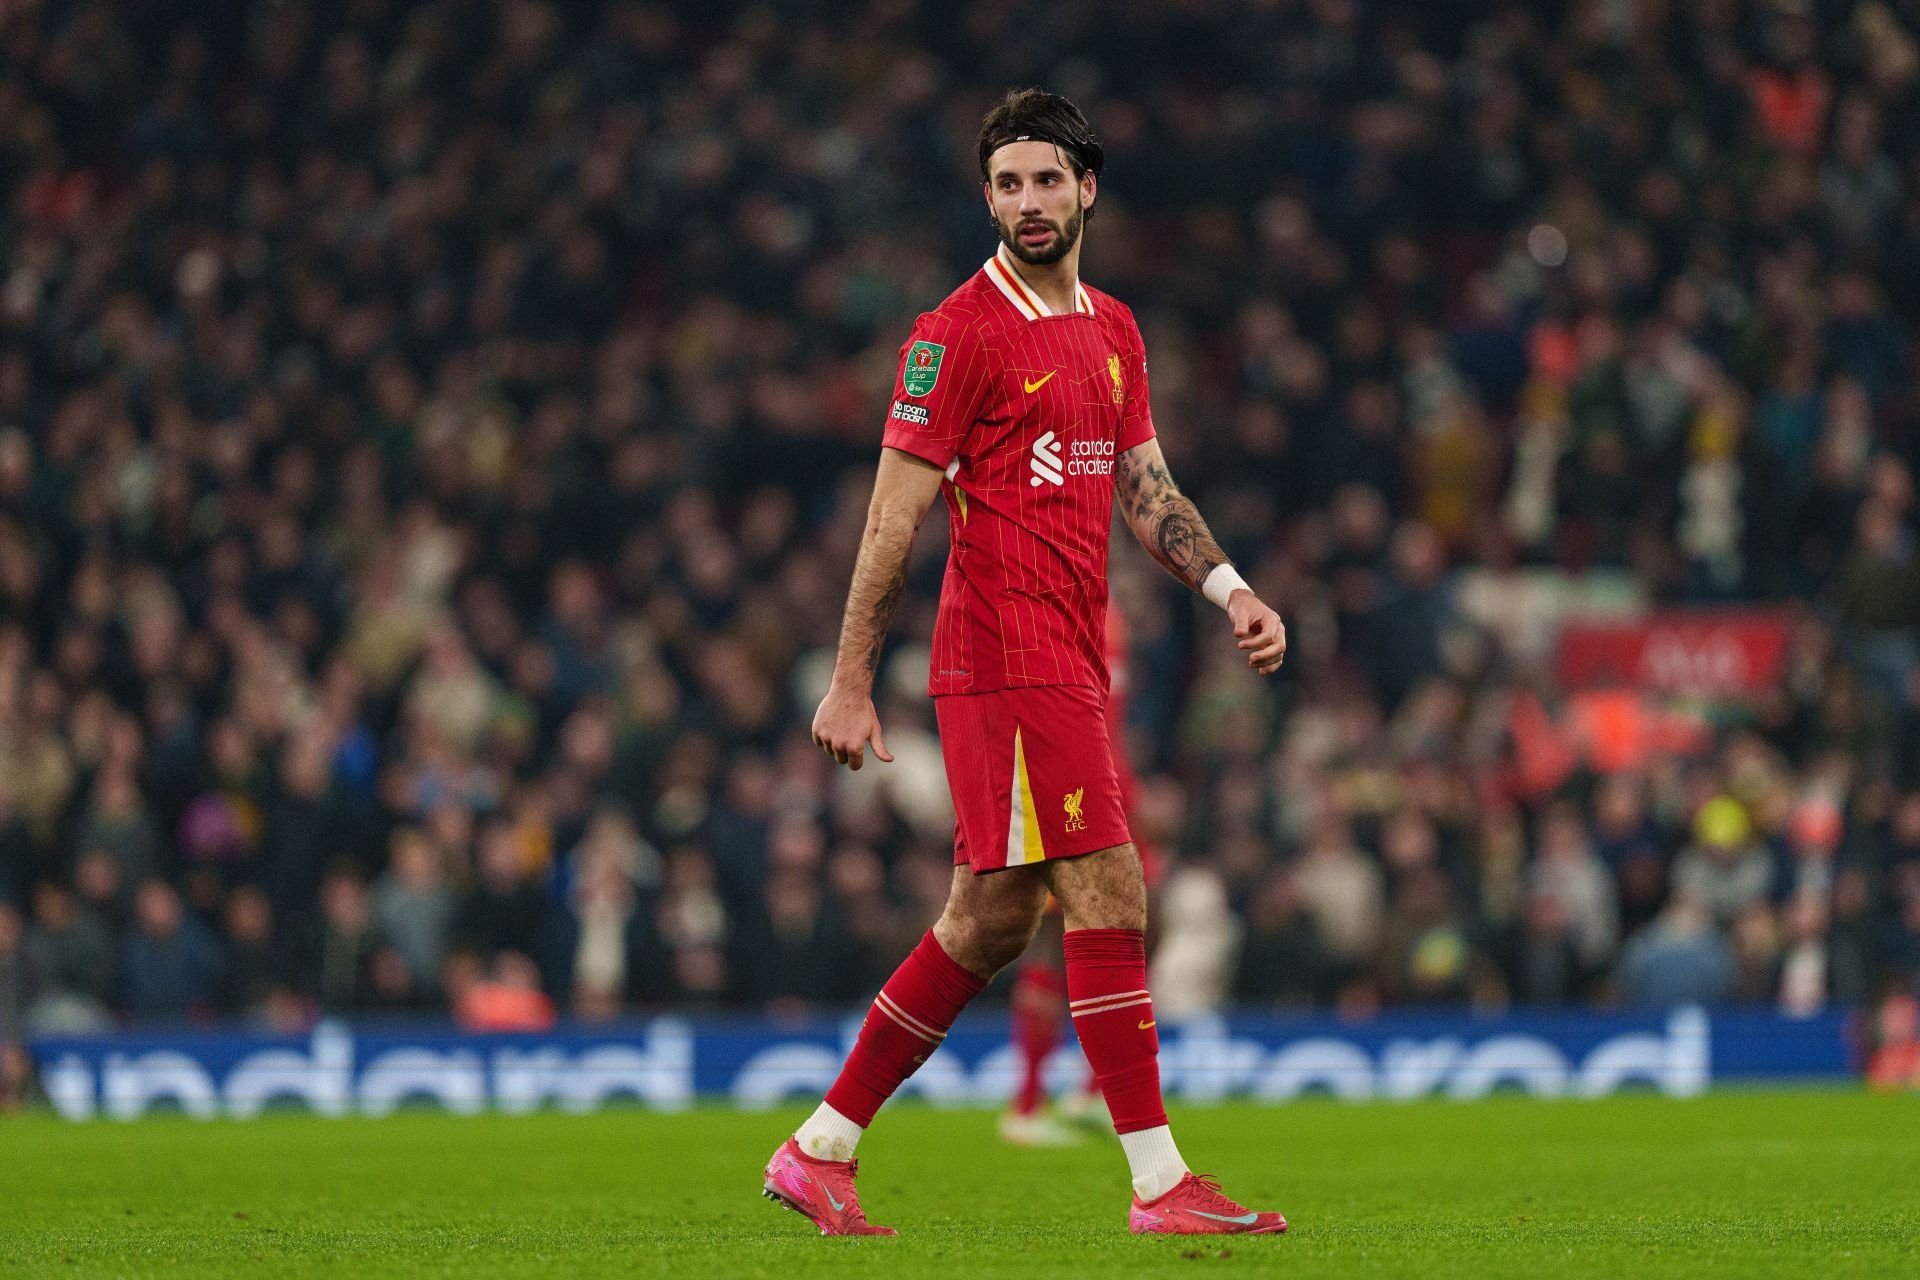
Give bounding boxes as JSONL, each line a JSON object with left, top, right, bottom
{"left": 761, "top": 1138, "right": 898, "bottom": 1237}
{"left": 1129, "top": 1172, "right": 1288, "bottom": 1236}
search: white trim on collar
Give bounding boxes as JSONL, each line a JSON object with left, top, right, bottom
{"left": 983, "top": 246, "right": 1096, "bottom": 320}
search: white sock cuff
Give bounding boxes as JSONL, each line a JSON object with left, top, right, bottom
{"left": 1119, "top": 1123, "right": 1188, "bottom": 1201}
{"left": 795, "top": 1101, "right": 865, "bottom": 1162}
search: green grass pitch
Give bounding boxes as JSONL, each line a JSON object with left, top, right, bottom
{"left": 4, "top": 1091, "right": 1917, "bottom": 1278}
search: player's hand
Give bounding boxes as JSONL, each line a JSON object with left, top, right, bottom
{"left": 811, "top": 683, "right": 893, "bottom": 771}
{"left": 1228, "top": 589, "right": 1287, "bottom": 675}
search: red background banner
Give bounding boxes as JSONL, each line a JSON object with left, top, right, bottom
{"left": 1555, "top": 611, "right": 1795, "bottom": 697}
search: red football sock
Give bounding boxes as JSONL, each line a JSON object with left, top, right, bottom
{"left": 1010, "top": 961, "right": 1066, "bottom": 1116}
{"left": 1064, "top": 927, "right": 1166, "bottom": 1134}
{"left": 824, "top": 931, "right": 987, "bottom": 1127}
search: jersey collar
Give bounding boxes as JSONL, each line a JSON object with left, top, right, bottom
{"left": 984, "top": 245, "right": 1095, "bottom": 321}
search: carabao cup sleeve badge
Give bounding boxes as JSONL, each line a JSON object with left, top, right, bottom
{"left": 903, "top": 340, "right": 945, "bottom": 396}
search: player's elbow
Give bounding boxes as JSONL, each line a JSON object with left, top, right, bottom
{"left": 858, "top": 510, "right": 932, "bottom": 570}
{"left": 868, "top": 472, "right": 944, "bottom": 531}
{"left": 865, "top": 498, "right": 926, "bottom": 544}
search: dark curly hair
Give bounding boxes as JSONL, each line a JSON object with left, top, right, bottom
{"left": 977, "top": 88, "right": 1104, "bottom": 184}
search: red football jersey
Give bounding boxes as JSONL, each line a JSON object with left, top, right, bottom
{"left": 881, "top": 246, "right": 1156, "bottom": 696}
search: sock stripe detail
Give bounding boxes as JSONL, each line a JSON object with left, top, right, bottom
{"left": 874, "top": 992, "right": 946, "bottom": 1044}
{"left": 1063, "top": 926, "right": 1167, "bottom": 1135}
{"left": 1070, "top": 995, "right": 1154, "bottom": 1019}
{"left": 1069, "top": 988, "right": 1150, "bottom": 1010}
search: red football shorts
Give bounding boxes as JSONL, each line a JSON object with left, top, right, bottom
{"left": 935, "top": 683, "right": 1131, "bottom": 874}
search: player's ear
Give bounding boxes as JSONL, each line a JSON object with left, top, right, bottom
{"left": 1080, "top": 169, "right": 1097, "bottom": 212}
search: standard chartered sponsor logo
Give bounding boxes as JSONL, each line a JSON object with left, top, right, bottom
{"left": 1029, "top": 433, "right": 1114, "bottom": 487}
{"left": 28, "top": 1008, "right": 1735, "bottom": 1119}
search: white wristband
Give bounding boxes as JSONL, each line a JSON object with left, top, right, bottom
{"left": 1201, "top": 564, "right": 1250, "bottom": 611}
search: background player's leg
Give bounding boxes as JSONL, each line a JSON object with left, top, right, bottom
{"left": 1045, "top": 843, "right": 1190, "bottom": 1199}
{"left": 794, "top": 864, "right": 1050, "bottom": 1160}
{"left": 1011, "top": 918, "right": 1066, "bottom": 1118}
{"left": 1001, "top": 910, "right": 1081, "bottom": 1145}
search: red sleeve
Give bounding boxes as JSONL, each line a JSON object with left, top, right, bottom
{"left": 880, "top": 310, "right": 992, "bottom": 470}
{"left": 1117, "top": 316, "right": 1155, "bottom": 452}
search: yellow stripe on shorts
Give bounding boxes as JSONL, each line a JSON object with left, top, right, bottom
{"left": 1004, "top": 725, "right": 1048, "bottom": 866}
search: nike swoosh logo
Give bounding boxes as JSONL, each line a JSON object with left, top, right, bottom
{"left": 1138, "top": 1020, "right": 1156, "bottom": 1030}
{"left": 1186, "top": 1210, "right": 1259, "bottom": 1225}
{"left": 827, "top": 1190, "right": 846, "bottom": 1212}
{"left": 1023, "top": 372, "right": 1056, "bottom": 393}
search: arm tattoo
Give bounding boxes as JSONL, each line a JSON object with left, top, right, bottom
{"left": 834, "top": 508, "right": 916, "bottom": 690}
{"left": 1146, "top": 496, "right": 1227, "bottom": 590}
{"left": 862, "top": 561, "right": 907, "bottom": 676}
{"left": 1117, "top": 445, "right": 1229, "bottom": 593}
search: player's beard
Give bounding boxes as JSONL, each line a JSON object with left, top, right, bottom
{"left": 997, "top": 204, "right": 1084, "bottom": 266}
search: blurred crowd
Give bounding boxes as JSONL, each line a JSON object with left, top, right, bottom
{"left": 2, "top": 0, "right": 1920, "bottom": 1078}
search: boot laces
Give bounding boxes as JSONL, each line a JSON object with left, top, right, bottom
{"left": 1187, "top": 1174, "right": 1245, "bottom": 1213}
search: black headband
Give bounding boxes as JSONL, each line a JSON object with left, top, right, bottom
{"left": 982, "top": 129, "right": 1104, "bottom": 178}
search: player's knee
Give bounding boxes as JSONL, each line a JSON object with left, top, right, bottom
{"left": 979, "top": 913, "right": 1041, "bottom": 971}
{"left": 1062, "top": 895, "right": 1145, "bottom": 932}
{"left": 937, "top": 905, "right": 1040, "bottom": 977}
{"left": 980, "top": 928, "right": 1033, "bottom": 974}
{"left": 1050, "top": 843, "right": 1147, "bottom": 931}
